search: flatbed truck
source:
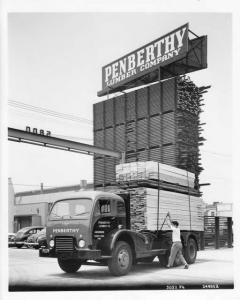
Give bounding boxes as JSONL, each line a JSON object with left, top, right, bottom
{"left": 40, "top": 191, "right": 201, "bottom": 276}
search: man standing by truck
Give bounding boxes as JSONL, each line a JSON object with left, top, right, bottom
{"left": 166, "top": 212, "right": 189, "bottom": 269}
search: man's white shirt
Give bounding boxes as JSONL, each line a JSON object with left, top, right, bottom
{"left": 170, "top": 225, "right": 181, "bottom": 242}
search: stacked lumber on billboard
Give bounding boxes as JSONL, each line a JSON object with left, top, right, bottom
{"left": 93, "top": 76, "right": 210, "bottom": 190}
{"left": 116, "top": 161, "right": 195, "bottom": 188}
{"left": 176, "top": 76, "right": 210, "bottom": 185}
{"left": 177, "top": 76, "right": 202, "bottom": 115}
{"left": 129, "top": 187, "right": 204, "bottom": 232}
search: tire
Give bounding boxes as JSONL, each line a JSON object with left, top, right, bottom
{"left": 16, "top": 244, "right": 23, "bottom": 249}
{"left": 57, "top": 258, "right": 82, "bottom": 273}
{"left": 108, "top": 241, "right": 132, "bottom": 276}
{"left": 158, "top": 253, "right": 169, "bottom": 267}
{"left": 184, "top": 238, "right": 197, "bottom": 264}
{"left": 26, "top": 238, "right": 34, "bottom": 249}
{"left": 35, "top": 239, "right": 40, "bottom": 249}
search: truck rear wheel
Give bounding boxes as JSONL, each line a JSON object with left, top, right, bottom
{"left": 58, "top": 258, "right": 82, "bottom": 273}
{"left": 108, "top": 241, "right": 132, "bottom": 276}
{"left": 184, "top": 238, "right": 197, "bottom": 264}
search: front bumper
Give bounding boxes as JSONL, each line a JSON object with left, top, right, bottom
{"left": 39, "top": 247, "right": 104, "bottom": 260}
{"left": 8, "top": 242, "right": 16, "bottom": 247}
{"left": 15, "top": 241, "right": 24, "bottom": 246}
{"left": 24, "top": 242, "right": 39, "bottom": 247}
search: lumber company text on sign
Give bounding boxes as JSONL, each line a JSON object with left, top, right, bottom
{"left": 102, "top": 23, "right": 189, "bottom": 91}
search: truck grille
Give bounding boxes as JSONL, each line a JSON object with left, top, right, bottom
{"left": 55, "top": 236, "right": 74, "bottom": 252}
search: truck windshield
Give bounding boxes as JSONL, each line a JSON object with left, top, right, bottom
{"left": 49, "top": 198, "right": 92, "bottom": 220}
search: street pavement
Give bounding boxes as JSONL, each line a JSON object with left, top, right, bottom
{"left": 8, "top": 247, "right": 234, "bottom": 291}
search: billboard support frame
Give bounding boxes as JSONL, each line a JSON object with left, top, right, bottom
{"left": 188, "top": 29, "right": 199, "bottom": 38}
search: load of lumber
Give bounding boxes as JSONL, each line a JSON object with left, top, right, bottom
{"left": 177, "top": 76, "right": 201, "bottom": 115}
{"left": 176, "top": 75, "right": 210, "bottom": 187}
{"left": 116, "top": 161, "right": 195, "bottom": 188}
{"left": 129, "top": 187, "right": 204, "bottom": 232}
{"left": 93, "top": 76, "right": 210, "bottom": 190}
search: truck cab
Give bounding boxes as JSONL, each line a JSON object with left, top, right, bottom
{"left": 40, "top": 191, "right": 197, "bottom": 276}
{"left": 43, "top": 191, "right": 124, "bottom": 256}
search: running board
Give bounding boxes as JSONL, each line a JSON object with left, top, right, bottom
{"left": 137, "top": 249, "right": 167, "bottom": 258}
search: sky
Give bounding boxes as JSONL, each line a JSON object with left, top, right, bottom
{"left": 7, "top": 12, "right": 232, "bottom": 204}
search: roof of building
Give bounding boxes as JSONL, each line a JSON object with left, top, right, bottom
{"left": 15, "top": 183, "right": 93, "bottom": 197}
{"left": 49, "top": 190, "right": 123, "bottom": 202}
{"left": 15, "top": 189, "right": 123, "bottom": 205}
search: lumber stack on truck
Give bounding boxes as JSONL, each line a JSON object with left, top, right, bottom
{"left": 115, "top": 161, "right": 204, "bottom": 232}
{"left": 116, "top": 161, "right": 195, "bottom": 188}
{"left": 129, "top": 188, "right": 204, "bottom": 232}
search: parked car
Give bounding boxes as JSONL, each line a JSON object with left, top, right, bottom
{"left": 25, "top": 228, "right": 46, "bottom": 249}
{"left": 15, "top": 226, "right": 44, "bottom": 248}
{"left": 8, "top": 233, "right": 16, "bottom": 247}
{"left": 36, "top": 228, "right": 47, "bottom": 248}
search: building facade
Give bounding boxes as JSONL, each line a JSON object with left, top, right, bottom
{"left": 8, "top": 178, "right": 93, "bottom": 233}
{"left": 204, "top": 202, "right": 233, "bottom": 217}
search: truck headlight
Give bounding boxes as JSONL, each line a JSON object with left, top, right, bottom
{"left": 78, "top": 239, "right": 85, "bottom": 248}
{"left": 49, "top": 239, "right": 55, "bottom": 247}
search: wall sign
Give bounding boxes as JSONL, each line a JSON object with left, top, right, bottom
{"left": 26, "top": 126, "right": 51, "bottom": 136}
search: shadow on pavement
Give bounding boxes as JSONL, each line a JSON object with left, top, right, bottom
{"left": 49, "top": 258, "right": 220, "bottom": 281}
{"left": 48, "top": 262, "right": 170, "bottom": 280}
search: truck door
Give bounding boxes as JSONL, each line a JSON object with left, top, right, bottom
{"left": 92, "top": 198, "right": 118, "bottom": 247}
{"left": 117, "top": 193, "right": 130, "bottom": 229}
{"left": 92, "top": 197, "right": 127, "bottom": 252}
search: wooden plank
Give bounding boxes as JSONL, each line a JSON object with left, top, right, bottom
{"left": 129, "top": 187, "right": 204, "bottom": 232}
{"left": 116, "top": 161, "right": 195, "bottom": 188}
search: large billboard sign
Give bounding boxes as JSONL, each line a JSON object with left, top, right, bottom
{"left": 100, "top": 23, "right": 189, "bottom": 95}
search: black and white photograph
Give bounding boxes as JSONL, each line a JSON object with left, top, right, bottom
{"left": 0, "top": 0, "right": 240, "bottom": 298}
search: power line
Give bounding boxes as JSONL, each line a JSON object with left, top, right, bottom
{"left": 9, "top": 110, "right": 93, "bottom": 135}
{"left": 8, "top": 100, "right": 93, "bottom": 126}
{"left": 8, "top": 100, "right": 92, "bottom": 125}
{"left": 9, "top": 99, "right": 92, "bottom": 123}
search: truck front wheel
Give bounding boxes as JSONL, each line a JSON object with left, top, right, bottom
{"left": 184, "top": 238, "right": 197, "bottom": 264}
{"left": 57, "top": 258, "right": 82, "bottom": 273}
{"left": 108, "top": 241, "right": 132, "bottom": 276}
